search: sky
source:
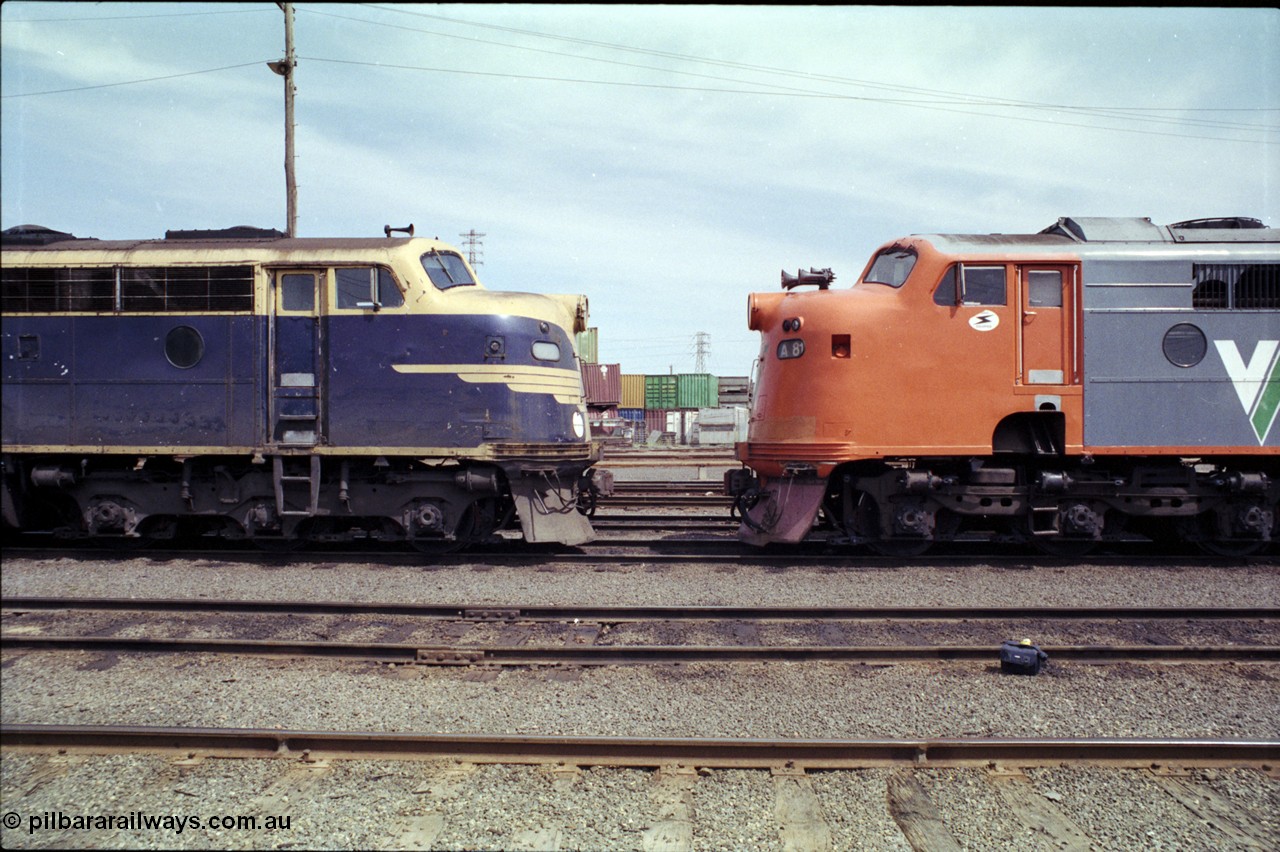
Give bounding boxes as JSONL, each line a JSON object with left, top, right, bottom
{"left": 2, "top": 3, "right": 1277, "bottom": 377}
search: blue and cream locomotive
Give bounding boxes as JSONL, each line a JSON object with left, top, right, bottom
{"left": 1, "top": 224, "right": 609, "bottom": 549}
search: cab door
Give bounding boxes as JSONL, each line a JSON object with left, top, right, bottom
{"left": 270, "top": 270, "right": 324, "bottom": 446}
{"left": 1019, "top": 265, "right": 1077, "bottom": 386}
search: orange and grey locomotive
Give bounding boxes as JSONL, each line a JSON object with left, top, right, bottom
{"left": 729, "top": 217, "right": 1279, "bottom": 555}
{"left": 1, "top": 225, "right": 610, "bottom": 549}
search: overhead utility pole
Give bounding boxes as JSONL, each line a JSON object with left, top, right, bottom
{"left": 268, "top": 3, "right": 298, "bottom": 237}
{"left": 459, "top": 229, "right": 486, "bottom": 267}
{"left": 694, "top": 331, "right": 710, "bottom": 373}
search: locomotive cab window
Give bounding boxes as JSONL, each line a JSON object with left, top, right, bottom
{"left": 961, "top": 265, "right": 1006, "bottom": 306}
{"left": 933, "top": 267, "right": 958, "bottom": 305}
{"left": 864, "top": 248, "right": 916, "bottom": 288}
{"left": 421, "top": 251, "right": 475, "bottom": 290}
{"left": 280, "top": 273, "right": 315, "bottom": 312}
{"left": 335, "top": 266, "right": 404, "bottom": 310}
{"left": 932, "top": 264, "right": 1007, "bottom": 306}
{"left": 1027, "top": 270, "right": 1063, "bottom": 307}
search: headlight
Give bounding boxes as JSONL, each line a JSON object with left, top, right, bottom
{"left": 572, "top": 410, "right": 586, "bottom": 438}
{"left": 532, "top": 341, "right": 561, "bottom": 361}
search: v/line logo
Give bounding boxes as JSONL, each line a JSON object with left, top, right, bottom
{"left": 1215, "top": 339, "right": 1280, "bottom": 445}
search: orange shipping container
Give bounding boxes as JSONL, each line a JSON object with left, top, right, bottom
{"left": 619, "top": 374, "right": 646, "bottom": 408}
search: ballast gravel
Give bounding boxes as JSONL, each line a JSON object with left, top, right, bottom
{"left": 2, "top": 554, "right": 1277, "bottom": 850}
{"left": 3, "top": 554, "right": 1277, "bottom": 609}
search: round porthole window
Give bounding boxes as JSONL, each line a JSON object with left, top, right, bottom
{"left": 165, "top": 325, "right": 205, "bottom": 369}
{"left": 1162, "top": 323, "right": 1207, "bottom": 368}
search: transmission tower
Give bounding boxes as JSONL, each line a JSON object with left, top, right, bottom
{"left": 693, "top": 331, "right": 710, "bottom": 373}
{"left": 458, "top": 229, "right": 485, "bottom": 267}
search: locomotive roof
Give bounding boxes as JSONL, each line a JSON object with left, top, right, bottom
{"left": 3, "top": 236, "right": 429, "bottom": 253}
{"left": 913, "top": 217, "right": 1279, "bottom": 258}
{"left": 0, "top": 225, "right": 459, "bottom": 257}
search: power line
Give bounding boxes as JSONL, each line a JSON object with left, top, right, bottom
{"left": 353, "top": 6, "right": 1279, "bottom": 128}
{"left": 13, "top": 0, "right": 1269, "bottom": 125}
{"left": 5, "top": 6, "right": 1275, "bottom": 143}
{"left": 1, "top": 8, "right": 272, "bottom": 23}
{"left": 299, "top": 57, "right": 1278, "bottom": 145}
{"left": 0, "top": 61, "right": 268, "bottom": 99}
{"left": 390, "top": 7, "right": 1277, "bottom": 113}
{"left": 288, "top": 7, "right": 1278, "bottom": 140}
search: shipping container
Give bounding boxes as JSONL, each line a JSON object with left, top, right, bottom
{"left": 617, "top": 409, "right": 647, "bottom": 443}
{"left": 694, "top": 406, "right": 749, "bottom": 445}
{"left": 672, "top": 409, "right": 700, "bottom": 445}
{"left": 644, "top": 409, "right": 666, "bottom": 437}
{"left": 717, "top": 376, "right": 751, "bottom": 407}
{"left": 644, "top": 374, "right": 678, "bottom": 410}
{"left": 581, "top": 363, "right": 622, "bottom": 405}
{"left": 676, "top": 373, "right": 718, "bottom": 410}
{"left": 620, "top": 374, "right": 646, "bottom": 408}
{"left": 645, "top": 409, "right": 699, "bottom": 445}
{"left": 575, "top": 327, "right": 599, "bottom": 364}
{"left": 587, "top": 405, "right": 623, "bottom": 438}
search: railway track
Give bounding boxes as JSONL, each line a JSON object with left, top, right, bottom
{"left": 4, "top": 478, "right": 1277, "bottom": 559}
{"left": 5, "top": 597, "right": 1277, "bottom": 666}
{"left": 5, "top": 549, "right": 1276, "bottom": 849}
{"left": 8, "top": 597, "right": 1275, "bottom": 620}
{"left": 2, "top": 536, "right": 1273, "bottom": 567}
{"left": 8, "top": 634, "right": 1276, "bottom": 666}
{"left": 4, "top": 475, "right": 1277, "bottom": 561}
{"left": 4, "top": 724, "right": 1277, "bottom": 769}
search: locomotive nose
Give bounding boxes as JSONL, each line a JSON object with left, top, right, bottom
{"left": 747, "top": 291, "right": 787, "bottom": 331}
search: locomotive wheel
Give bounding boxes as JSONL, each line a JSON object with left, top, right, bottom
{"left": 92, "top": 515, "right": 177, "bottom": 550}
{"left": 869, "top": 538, "right": 933, "bottom": 557}
{"left": 869, "top": 511, "right": 960, "bottom": 557}
{"left": 95, "top": 534, "right": 152, "bottom": 551}
{"left": 1029, "top": 536, "right": 1097, "bottom": 558}
{"left": 1197, "top": 539, "right": 1268, "bottom": 557}
{"left": 252, "top": 536, "right": 306, "bottom": 553}
{"left": 1178, "top": 511, "right": 1270, "bottom": 557}
{"left": 410, "top": 499, "right": 500, "bottom": 555}
{"left": 843, "top": 489, "right": 954, "bottom": 557}
{"left": 410, "top": 537, "right": 467, "bottom": 555}
{"left": 1015, "top": 508, "right": 1109, "bottom": 557}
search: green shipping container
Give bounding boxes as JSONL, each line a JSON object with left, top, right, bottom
{"left": 644, "top": 375, "right": 678, "bottom": 410}
{"left": 676, "top": 373, "right": 718, "bottom": 410}
{"left": 576, "top": 328, "right": 599, "bottom": 364}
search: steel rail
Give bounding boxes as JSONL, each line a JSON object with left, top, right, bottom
{"left": 2, "top": 538, "right": 1274, "bottom": 565}
{"left": 2, "top": 724, "right": 1276, "bottom": 769}
{"left": 4, "top": 596, "right": 1277, "bottom": 622}
{"left": 5, "top": 634, "right": 1278, "bottom": 666}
